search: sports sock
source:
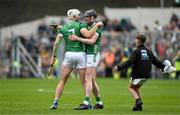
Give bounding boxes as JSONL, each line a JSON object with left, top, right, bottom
{"left": 53, "top": 98, "right": 59, "bottom": 104}
{"left": 96, "top": 97, "right": 103, "bottom": 105}
{"left": 83, "top": 96, "right": 90, "bottom": 105}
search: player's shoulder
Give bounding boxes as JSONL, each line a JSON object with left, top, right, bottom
{"left": 61, "top": 21, "right": 76, "bottom": 29}
{"left": 79, "top": 22, "right": 88, "bottom": 28}
{"left": 79, "top": 22, "right": 87, "bottom": 25}
{"left": 67, "top": 21, "right": 86, "bottom": 29}
{"left": 61, "top": 23, "right": 68, "bottom": 29}
{"left": 143, "top": 46, "right": 152, "bottom": 53}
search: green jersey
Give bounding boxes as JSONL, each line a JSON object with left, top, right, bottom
{"left": 58, "top": 21, "right": 86, "bottom": 52}
{"left": 85, "top": 24, "right": 102, "bottom": 54}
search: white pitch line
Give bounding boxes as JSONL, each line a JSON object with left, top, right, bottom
{"left": 37, "top": 88, "right": 77, "bottom": 94}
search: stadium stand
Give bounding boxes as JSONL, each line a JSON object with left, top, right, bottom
{"left": 0, "top": 12, "right": 180, "bottom": 79}
{"left": 0, "top": 0, "right": 179, "bottom": 78}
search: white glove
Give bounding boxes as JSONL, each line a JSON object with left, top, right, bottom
{"left": 163, "top": 66, "right": 176, "bottom": 74}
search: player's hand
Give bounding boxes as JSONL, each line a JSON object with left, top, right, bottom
{"left": 69, "top": 35, "right": 78, "bottom": 41}
{"left": 96, "top": 21, "right": 103, "bottom": 28}
{"left": 50, "top": 56, "right": 56, "bottom": 67}
{"left": 50, "top": 24, "right": 62, "bottom": 29}
{"left": 113, "top": 66, "right": 118, "bottom": 72}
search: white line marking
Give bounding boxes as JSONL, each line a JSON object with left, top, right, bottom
{"left": 36, "top": 88, "right": 77, "bottom": 94}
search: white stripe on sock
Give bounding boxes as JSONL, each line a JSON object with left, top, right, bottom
{"left": 83, "top": 100, "right": 89, "bottom": 105}
{"left": 97, "top": 101, "right": 103, "bottom": 105}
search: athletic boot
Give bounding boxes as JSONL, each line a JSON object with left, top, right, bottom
{"left": 132, "top": 98, "right": 143, "bottom": 111}
{"left": 50, "top": 102, "right": 58, "bottom": 109}
{"left": 136, "top": 98, "right": 143, "bottom": 106}
{"left": 93, "top": 103, "right": 104, "bottom": 109}
{"left": 132, "top": 105, "right": 143, "bottom": 111}
{"left": 74, "top": 104, "right": 92, "bottom": 110}
{"left": 50, "top": 100, "right": 58, "bottom": 109}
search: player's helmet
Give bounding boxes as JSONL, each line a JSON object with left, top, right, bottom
{"left": 67, "top": 9, "right": 81, "bottom": 17}
{"left": 84, "top": 9, "right": 97, "bottom": 18}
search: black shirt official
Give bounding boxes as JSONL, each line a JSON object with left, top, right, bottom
{"left": 114, "top": 34, "right": 176, "bottom": 111}
{"left": 116, "top": 35, "right": 165, "bottom": 79}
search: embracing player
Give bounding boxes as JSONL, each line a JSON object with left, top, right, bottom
{"left": 69, "top": 9, "right": 104, "bottom": 110}
{"left": 49, "top": 9, "right": 103, "bottom": 109}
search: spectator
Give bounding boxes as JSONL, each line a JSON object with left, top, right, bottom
{"left": 153, "top": 20, "right": 163, "bottom": 31}
{"left": 104, "top": 50, "right": 115, "bottom": 78}
{"left": 174, "top": 51, "right": 180, "bottom": 79}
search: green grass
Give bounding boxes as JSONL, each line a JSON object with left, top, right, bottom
{"left": 0, "top": 78, "right": 180, "bottom": 115}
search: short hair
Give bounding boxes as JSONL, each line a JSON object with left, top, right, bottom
{"left": 136, "top": 34, "right": 146, "bottom": 44}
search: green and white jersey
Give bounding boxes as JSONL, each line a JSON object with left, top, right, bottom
{"left": 85, "top": 24, "right": 102, "bottom": 54}
{"left": 58, "top": 21, "right": 86, "bottom": 52}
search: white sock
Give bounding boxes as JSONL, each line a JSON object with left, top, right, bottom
{"left": 83, "top": 100, "right": 89, "bottom": 105}
{"left": 97, "top": 101, "right": 103, "bottom": 105}
{"left": 54, "top": 98, "right": 59, "bottom": 103}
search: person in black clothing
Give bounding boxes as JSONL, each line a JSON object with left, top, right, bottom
{"left": 114, "top": 34, "right": 176, "bottom": 111}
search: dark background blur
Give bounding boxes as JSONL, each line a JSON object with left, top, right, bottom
{"left": 0, "top": 0, "right": 177, "bottom": 27}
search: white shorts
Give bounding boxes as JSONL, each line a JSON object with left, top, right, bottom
{"left": 86, "top": 53, "right": 100, "bottom": 67}
{"left": 130, "top": 77, "right": 147, "bottom": 86}
{"left": 63, "top": 52, "right": 86, "bottom": 69}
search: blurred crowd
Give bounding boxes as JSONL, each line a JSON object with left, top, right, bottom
{"left": 0, "top": 13, "right": 180, "bottom": 79}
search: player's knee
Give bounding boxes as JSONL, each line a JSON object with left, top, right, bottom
{"left": 128, "top": 84, "right": 135, "bottom": 90}
{"left": 85, "top": 74, "right": 93, "bottom": 83}
{"left": 60, "top": 77, "right": 68, "bottom": 84}
{"left": 85, "top": 76, "right": 92, "bottom": 83}
{"left": 85, "top": 72, "right": 93, "bottom": 78}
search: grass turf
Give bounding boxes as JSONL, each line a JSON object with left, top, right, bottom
{"left": 0, "top": 78, "right": 180, "bottom": 115}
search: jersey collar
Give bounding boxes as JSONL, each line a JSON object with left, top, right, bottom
{"left": 137, "top": 44, "right": 145, "bottom": 48}
{"left": 68, "top": 20, "right": 79, "bottom": 23}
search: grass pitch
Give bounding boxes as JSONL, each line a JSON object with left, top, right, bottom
{"left": 0, "top": 78, "right": 180, "bottom": 115}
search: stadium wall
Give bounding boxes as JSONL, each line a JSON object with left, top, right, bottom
{"left": 104, "top": 7, "right": 180, "bottom": 31}
{"left": 1, "top": 8, "right": 180, "bottom": 45}
{"left": 0, "top": 16, "right": 66, "bottom": 46}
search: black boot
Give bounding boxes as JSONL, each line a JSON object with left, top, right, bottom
{"left": 136, "top": 98, "right": 143, "bottom": 106}
{"left": 132, "top": 105, "right": 143, "bottom": 111}
{"left": 132, "top": 98, "right": 143, "bottom": 111}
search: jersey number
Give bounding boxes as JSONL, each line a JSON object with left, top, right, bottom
{"left": 68, "top": 28, "right": 75, "bottom": 35}
{"left": 141, "top": 50, "right": 149, "bottom": 60}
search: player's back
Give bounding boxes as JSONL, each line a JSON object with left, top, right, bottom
{"left": 59, "top": 21, "right": 85, "bottom": 52}
{"left": 132, "top": 45, "right": 153, "bottom": 78}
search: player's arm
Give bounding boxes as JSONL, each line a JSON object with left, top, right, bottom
{"left": 151, "top": 51, "right": 176, "bottom": 73}
{"left": 114, "top": 51, "right": 136, "bottom": 71}
{"left": 50, "top": 34, "right": 63, "bottom": 65}
{"left": 80, "top": 22, "right": 103, "bottom": 38}
{"left": 150, "top": 51, "right": 165, "bottom": 70}
{"left": 69, "top": 33, "right": 98, "bottom": 45}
